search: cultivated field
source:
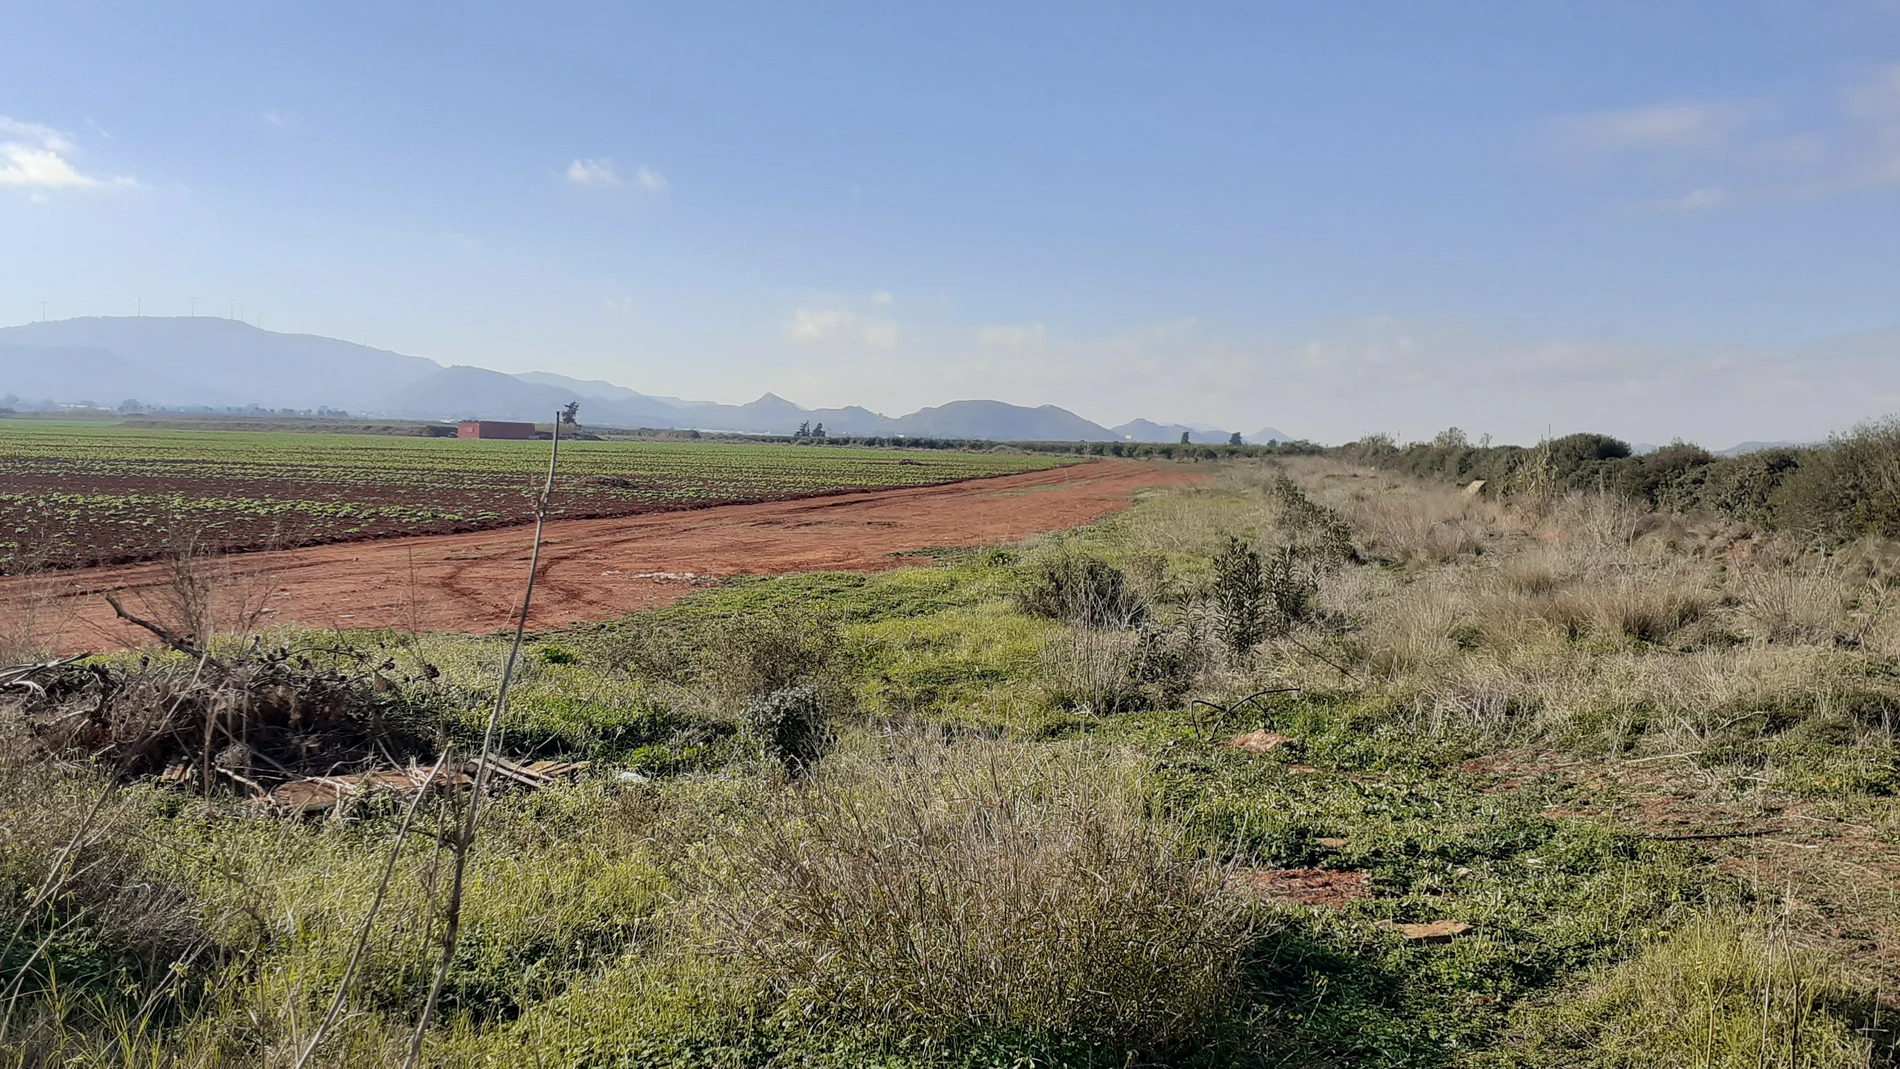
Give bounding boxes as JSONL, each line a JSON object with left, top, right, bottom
{"left": 10, "top": 460, "right": 1195, "bottom": 653}
{"left": 0, "top": 421, "right": 1062, "bottom": 571}
{"left": 5, "top": 446, "right": 1900, "bottom": 1067}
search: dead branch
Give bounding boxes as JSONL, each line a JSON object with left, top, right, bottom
{"left": 103, "top": 593, "right": 222, "bottom": 669}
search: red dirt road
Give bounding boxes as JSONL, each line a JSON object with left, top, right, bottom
{"left": 12, "top": 461, "right": 1198, "bottom": 653}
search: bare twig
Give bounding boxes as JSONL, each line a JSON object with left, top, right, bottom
{"left": 103, "top": 592, "right": 221, "bottom": 669}
{"left": 404, "top": 415, "right": 562, "bottom": 1068}
{"left": 295, "top": 752, "right": 449, "bottom": 1069}
{"left": 1282, "top": 633, "right": 1359, "bottom": 683}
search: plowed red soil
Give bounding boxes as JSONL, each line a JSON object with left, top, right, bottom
{"left": 10, "top": 460, "right": 1198, "bottom": 654}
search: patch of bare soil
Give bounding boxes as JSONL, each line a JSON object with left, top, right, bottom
{"left": 1223, "top": 730, "right": 1295, "bottom": 753}
{"left": 5, "top": 460, "right": 1200, "bottom": 654}
{"left": 1234, "top": 868, "right": 1370, "bottom": 908}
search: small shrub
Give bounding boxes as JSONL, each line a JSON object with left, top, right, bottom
{"left": 697, "top": 734, "right": 1252, "bottom": 1054}
{"left": 1731, "top": 568, "right": 1849, "bottom": 645}
{"left": 1016, "top": 552, "right": 1148, "bottom": 630}
{"left": 698, "top": 607, "right": 850, "bottom": 711}
{"left": 1131, "top": 616, "right": 1210, "bottom": 706}
{"left": 1210, "top": 535, "right": 1269, "bottom": 654}
{"left": 1501, "top": 912, "right": 1885, "bottom": 1067}
{"left": 1210, "top": 536, "right": 1319, "bottom": 654}
{"left": 1268, "top": 474, "right": 1355, "bottom": 564}
{"left": 582, "top": 618, "right": 697, "bottom": 683}
{"left": 739, "top": 685, "right": 828, "bottom": 773}
{"left": 1041, "top": 627, "right": 1146, "bottom": 714}
{"left": 1771, "top": 419, "right": 1900, "bottom": 540}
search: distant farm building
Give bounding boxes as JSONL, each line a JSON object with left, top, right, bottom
{"left": 457, "top": 420, "right": 537, "bottom": 440}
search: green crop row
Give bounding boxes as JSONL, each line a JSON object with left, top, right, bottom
{"left": 0, "top": 420, "right": 1069, "bottom": 570}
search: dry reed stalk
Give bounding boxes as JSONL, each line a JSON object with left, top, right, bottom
{"left": 294, "top": 752, "right": 449, "bottom": 1069}
{"left": 403, "top": 416, "right": 562, "bottom": 1068}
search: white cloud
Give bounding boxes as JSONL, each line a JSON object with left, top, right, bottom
{"left": 1671, "top": 186, "right": 1731, "bottom": 210}
{"left": 1547, "top": 102, "right": 1753, "bottom": 154}
{"left": 785, "top": 308, "right": 899, "bottom": 349}
{"left": 1549, "top": 68, "right": 1900, "bottom": 207}
{"left": 0, "top": 116, "right": 134, "bottom": 191}
{"left": 870, "top": 291, "right": 893, "bottom": 305}
{"left": 566, "top": 158, "right": 668, "bottom": 192}
{"left": 976, "top": 322, "right": 1047, "bottom": 352}
{"left": 261, "top": 108, "right": 289, "bottom": 128}
{"left": 566, "top": 158, "right": 622, "bottom": 187}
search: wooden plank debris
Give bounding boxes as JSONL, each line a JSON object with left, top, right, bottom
{"left": 1378, "top": 919, "right": 1473, "bottom": 943}
{"left": 265, "top": 759, "right": 588, "bottom": 815}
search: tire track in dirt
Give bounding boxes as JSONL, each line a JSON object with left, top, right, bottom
{"left": 9, "top": 460, "right": 1201, "bottom": 654}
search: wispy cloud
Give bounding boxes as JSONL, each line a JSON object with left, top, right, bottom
{"left": 785, "top": 308, "right": 899, "bottom": 349}
{"left": 1840, "top": 63, "right": 1900, "bottom": 189}
{"left": 1546, "top": 102, "right": 1754, "bottom": 154}
{"left": 1547, "top": 66, "right": 1900, "bottom": 208}
{"left": 977, "top": 322, "right": 1047, "bottom": 352}
{"left": 566, "top": 158, "right": 669, "bottom": 192}
{"left": 0, "top": 116, "right": 135, "bottom": 191}
{"left": 566, "top": 158, "right": 622, "bottom": 187}
{"left": 261, "top": 108, "right": 290, "bottom": 128}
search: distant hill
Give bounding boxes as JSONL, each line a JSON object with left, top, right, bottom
{"left": 1111, "top": 419, "right": 1237, "bottom": 444}
{"left": 379, "top": 366, "right": 597, "bottom": 422}
{"left": 0, "top": 316, "right": 1290, "bottom": 443}
{"left": 0, "top": 317, "right": 436, "bottom": 409}
{"left": 1718, "top": 440, "right": 1814, "bottom": 457}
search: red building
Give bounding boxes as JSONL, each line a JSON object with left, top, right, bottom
{"left": 457, "top": 420, "right": 537, "bottom": 440}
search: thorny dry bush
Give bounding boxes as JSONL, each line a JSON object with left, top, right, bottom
{"left": 128, "top": 531, "right": 285, "bottom": 648}
{"left": 694, "top": 730, "right": 1253, "bottom": 1051}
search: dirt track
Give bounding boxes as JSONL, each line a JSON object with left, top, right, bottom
{"left": 12, "top": 460, "right": 1198, "bottom": 653}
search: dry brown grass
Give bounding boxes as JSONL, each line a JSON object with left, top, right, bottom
{"left": 695, "top": 731, "right": 1252, "bottom": 1051}
{"left": 1040, "top": 626, "right": 1146, "bottom": 713}
{"left": 1254, "top": 463, "right": 1900, "bottom": 770}
{"left": 1342, "top": 480, "right": 1515, "bottom": 564}
{"left": 1508, "top": 911, "right": 1883, "bottom": 1067}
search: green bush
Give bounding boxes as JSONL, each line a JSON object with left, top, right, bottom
{"left": 1015, "top": 552, "right": 1148, "bottom": 630}
{"left": 739, "top": 685, "right": 829, "bottom": 773}
{"left": 1338, "top": 418, "right": 1900, "bottom": 543}
{"left": 1209, "top": 536, "right": 1319, "bottom": 654}
{"left": 1771, "top": 418, "right": 1900, "bottom": 539}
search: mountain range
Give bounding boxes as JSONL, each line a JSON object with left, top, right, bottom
{"left": 0, "top": 317, "right": 1290, "bottom": 444}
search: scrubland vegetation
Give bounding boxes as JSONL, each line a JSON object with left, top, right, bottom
{"left": 5, "top": 443, "right": 1900, "bottom": 1066}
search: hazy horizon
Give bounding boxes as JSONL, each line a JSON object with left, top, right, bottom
{"left": 6, "top": 3, "right": 1900, "bottom": 444}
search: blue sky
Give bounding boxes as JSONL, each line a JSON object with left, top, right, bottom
{"left": 5, "top": 2, "right": 1900, "bottom": 444}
